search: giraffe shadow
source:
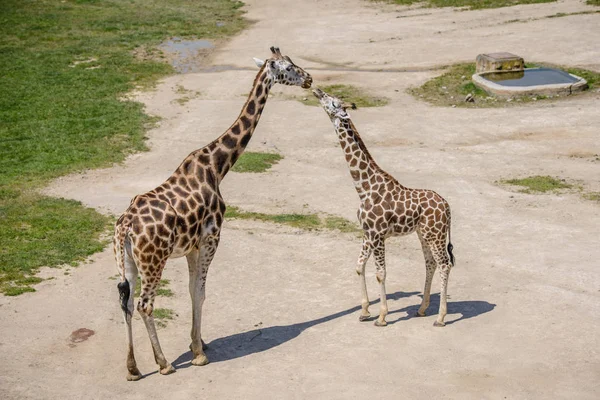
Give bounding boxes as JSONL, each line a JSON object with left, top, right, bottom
{"left": 172, "top": 290, "right": 419, "bottom": 368}
{"left": 385, "top": 293, "right": 496, "bottom": 325}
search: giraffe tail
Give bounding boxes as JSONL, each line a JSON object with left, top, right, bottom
{"left": 446, "top": 205, "right": 455, "bottom": 266}
{"left": 114, "top": 221, "right": 132, "bottom": 317}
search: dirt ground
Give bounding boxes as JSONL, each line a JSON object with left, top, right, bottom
{"left": 2, "top": 0, "right": 599, "bottom": 398}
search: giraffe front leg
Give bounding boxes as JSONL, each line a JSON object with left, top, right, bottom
{"left": 356, "top": 238, "right": 373, "bottom": 321}
{"left": 373, "top": 241, "right": 388, "bottom": 327}
{"left": 187, "top": 234, "right": 220, "bottom": 367}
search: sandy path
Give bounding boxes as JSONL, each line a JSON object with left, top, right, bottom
{"left": 2, "top": 0, "right": 599, "bottom": 398}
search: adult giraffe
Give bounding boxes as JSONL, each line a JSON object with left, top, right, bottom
{"left": 113, "top": 47, "right": 312, "bottom": 381}
{"left": 312, "top": 88, "right": 454, "bottom": 328}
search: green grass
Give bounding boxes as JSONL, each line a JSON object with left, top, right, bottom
{"left": 0, "top": 0, "right": 247, "bottom": 295}
{"left": 587, "top": 0, "right": 600, "bottom": 6}
{"left": 371, "top": 0, "right": 555, "bottom": 9}
{"left": 153, "top": 308, "right": 176, "bottom": 328}
{"left": 231, "top": 152, "right": 283, "bottom": 173}
{"left": 225, "top": 205, "right": 361, "bottom": 234}
{"left": 410, "top": 62, "right": 600, "bottom": 108}
{"left": 300, "top": 84, "right": 388, "bottom": 108}
{"left": 0, "top": 196, "right": 112, "bottom": 295}
{"left": 501, "top": 176, "right": 573, "bottom": 193}
{"left": 134, "top": 278, "right": 174, "bottom": 298}
{"left": 583, "top": 192, "right": 600, "bottom": 202}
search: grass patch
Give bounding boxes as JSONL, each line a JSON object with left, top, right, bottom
{"left": 231, "top": 152, "right": 283, "bottom": 173}
{"left": 0, "top": 0, "right": 247, "bottom": 294}
{"left": 501, "top": 176, "right": 572, "bottom": 193}
{"left": 583, "top": 192, "right": 600, "bottom": 202}
{"left": 134, "top": 278, "right": 173, "bottom": 297}
{"left": 324, "top": 216, "right": 362, "bottom": 234}
{"left": 154, "top": 308, "right": 176, "bottom": 328}
{"left": 371, "top": 0, "right": 555, "bottom": 10}
{"left": 300, "top": 84, "right": 388, "bottom": 108}
{"left": 226, "top": 205, "right": 361, "bottom": 234}
{"left": 410, "top": 62, "right": 600, "bottom": 108}
{"left": 587, "top": 0, "right": 600, "bottom": 6}
{"left": 0, "top": 196, "right": 112, "bottom": 295}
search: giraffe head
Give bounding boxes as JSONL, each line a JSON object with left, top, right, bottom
{"left": 312, "top": 88, "right": 357, "bottom": 120}
{"left": 253, "top": 46, "right": 312, "bottom": 88}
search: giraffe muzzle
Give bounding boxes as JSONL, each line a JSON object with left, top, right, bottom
{"left": 302, "top": 76, "right": 313, "bottom": 89}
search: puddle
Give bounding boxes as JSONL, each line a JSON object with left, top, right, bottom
{"left": 484, "top": 68, "right": 580, "bottom": 87}
{"left": 158, "top": 37, "right": 214, "bottom": 73}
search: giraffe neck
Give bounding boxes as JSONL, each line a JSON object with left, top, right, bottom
{"left": 333, "top": 117, "right": 386, "bottom": 201}
{"left": 204, "top": 65, "right": 274, "bottom": 182}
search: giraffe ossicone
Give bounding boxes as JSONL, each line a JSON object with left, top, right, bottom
{"left": 113, "top": 46, "right": 312, "bottom": 381}
{"left": 313, "top": 88, "right": 455, "bottom": 327}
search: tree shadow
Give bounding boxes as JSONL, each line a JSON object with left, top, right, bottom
{"left": 172, "top": 290, "right": 419, "bottom": 368}
{"left": 386, "top": 293, "right": 496, "bottom": 325}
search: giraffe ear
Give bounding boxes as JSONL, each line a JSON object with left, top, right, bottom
{"left": 253, "top": 58, "right": 265, "bottom": 68}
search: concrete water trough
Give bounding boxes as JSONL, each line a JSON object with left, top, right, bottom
{"left": 472, "top": 52, "right": 588, "bottom": 98}
{"left": 473, "top": 67, "right": 588, "bottom": 98}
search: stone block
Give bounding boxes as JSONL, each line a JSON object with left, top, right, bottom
{"left": 476, "top": 52, "right": 524, "bottom": 73}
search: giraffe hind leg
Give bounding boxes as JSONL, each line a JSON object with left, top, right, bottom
{"left": 430, "top": 243, "right": 452, "bottom": 327}
{"left": 416, "top": 231, "right": 437, "bottom": 317}
{"left": 137, "top": 263, "right": 175, "bottom": 375}
{"left": 120, "top": 250, "right": 142, "bottom": 381}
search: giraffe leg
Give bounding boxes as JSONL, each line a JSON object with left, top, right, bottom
{"left": 356, "top": 238, "right": 373, "bottom": 322}
{"left": 137, "top": 268, "right": 175, "bottom": 375}
{"left": 372, "top": 240, "right": 388, "bottom": 327}
{"left": 121, "top": 252, "right": 142, "bottom": 381}
{"left": 187, "top": 234, "right": 220, "bottom": 366}
{"left": 431, "top": 244, "right": 452, "bottom": 327}
{"left": 416, "top": 233, "right": 437, "bottom": 317}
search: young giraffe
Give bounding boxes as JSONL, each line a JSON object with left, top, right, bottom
{"left": 312, "top": 88, "right": 454, "bottom": 327}
{"left": 113, "top": 47, "right": 312, "bottom": 381}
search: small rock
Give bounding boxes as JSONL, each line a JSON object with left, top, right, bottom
{"left": 507, "top": 98, "right": 513, "bottom": 102}
{"left": 303, "top": 97, "right": 308, "bottom": 101}
{"left": 216, "top": 22, "right": 225, "bottom": 27}
{"left": 532, "top": 97, "right": 537, "bottom": 101}
{"left": 451, "top": 105, "right": 457, "bottom": 108}
{"left": 465, "top": 93, "right": 474, "bottom": 103}
{"left": 461, "top": 75, "right": 466, "bottom": 79}
{"left": 441, "top": 86, "right": 447, "bottom": 90}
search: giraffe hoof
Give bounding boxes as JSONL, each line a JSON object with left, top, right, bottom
{"left": 433, "top": 321, "right": 446, "bottom": 327}
{"left": 192, "top": 354, "right": 210, "bottom": 366}
{"left": 358, "top": 314, "right": 371, "bottom": 322}
{"left": 126, "top": 372, "right": 142, "bottom": 381}
{"left": 415, "top": 311, "right": 426, "bottom": 317}
{"left": 374, "top": 319, "right": 388, "bottom": 327}
{"left": 160, "top": 363, "right": 176, "bottom": 375}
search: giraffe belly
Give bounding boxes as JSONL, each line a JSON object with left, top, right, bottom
{"left": 390, "top": 222, "right": 417, "bottom": 237}
{"left": 170, "top": 236, "right": 197, "bottom": 259}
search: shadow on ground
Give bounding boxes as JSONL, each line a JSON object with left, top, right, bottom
{"left": 172, "top": 291, "right": 495, "bottom": 369}
{"left": 387, "top": 293, "right": 496, "bottom": 325}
